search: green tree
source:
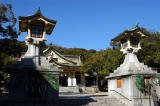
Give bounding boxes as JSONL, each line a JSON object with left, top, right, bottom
{"left": 136, "top": 74, "right": 144, "bottom": 90}
{"left": 0, "top": 53, "right": 16, "bottom": 79}
{"left": 103, "top": 48, "right": 124, "bottom": 75}
{"left": 0, "top": 3, "right": 19, "bottom": 79}
{"left": 0, "top": 3, "right": 18, "bottom": 39}
{"left": 81, "top": 51, "right": 105, "bottom": 76}
{"left": 138, "top": 32, "right": 160, "bottom": 68}
{"left": 0, "top": 39, "right": 27, "bottom": 57}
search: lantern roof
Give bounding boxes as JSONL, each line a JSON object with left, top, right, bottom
{"left": 111, "top": 24, "right": 148, "bottom": 42}
{"left": 19, "top": 8, "right": 57, "bottom": 35}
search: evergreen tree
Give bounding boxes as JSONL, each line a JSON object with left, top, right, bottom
{"left": 0, "top": 3, "right": 19, "bottom": 79}
{"left": 138, "top": 32, "right": 160, "bottom": 68}
{"left": 0, "top": 3, "right": 18, "bottom": 39}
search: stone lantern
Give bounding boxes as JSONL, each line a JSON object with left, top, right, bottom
{"left": 110, "top": 25, "right": 149, "bottom": 74}
{"left": 19, "top": 8, "right": 56, "bottom": 61}
{"left": 9, "top": 8, "right": 61, "bottom": 102}
{"left": 112, "top": 25, "right": 146, "bottom": 53}
{"left": 106, "top": 25, "right": 159, "bottom": 106}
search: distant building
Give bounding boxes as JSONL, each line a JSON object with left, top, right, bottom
{"left": 44, "top": 47, "right": 85, "bottom": 87}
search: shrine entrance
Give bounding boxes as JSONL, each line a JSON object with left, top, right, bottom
{"left": 59, "top": 71, "right": 85, "bottom": 87}
{"left": 59, "top": 72, "right": 76, "bottom": 87}
{"left": 59, "top": 76, "right": 68, "bottom": 86}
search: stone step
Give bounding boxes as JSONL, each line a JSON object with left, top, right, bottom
{"left": 59, "top": 87, "right": 79, "bottom": 93}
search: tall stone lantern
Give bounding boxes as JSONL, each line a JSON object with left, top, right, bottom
{"left": 9, "top": 8, "right": 61, "bottom": 101}
{"left": 106, "top": 25, "right": 159, "bottom": 106}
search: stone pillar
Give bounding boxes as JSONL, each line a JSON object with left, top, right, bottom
{"left": 72, "top": 72, "right": 76, "bottom": 86}
{"left": 68, "top": 77, "right": 71, "bottom": 86}
{"left": 72, "top": 78, "right": 77, "bottom": 86}
{"left": 81, "top": 74, "right": 85, "bottom": 86}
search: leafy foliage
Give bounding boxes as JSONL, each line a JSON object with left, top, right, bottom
{"left": 0, "top": 39, "right": 27, "bottom": 57}
{"left": 81, "top": 51, "right": 104, "bottom": 76}
{"left": 0, "top": 39, "right": 27, "bottom": 79}
{"left": 0, "top": 3, "right": 18, "bottom": 39}
{"left": 0, "top": 3, "right": 20, "bottom": 79}
{"left": 0, "top": 53, "right": 16, "bottom": 79}
{"left": 138, "top": 32, "right": 160, "bottom": 67}
{"left": 44, "top": 72, "right": 61, "bottom": 90}
{"left": 136, "top": 74, "right": 144, "bottom": 90}
{"left": 103, "top": 48, "right": 124, "bottom": 75}
{"left": 80, "top": 48, "right": 124, "bottom": 76}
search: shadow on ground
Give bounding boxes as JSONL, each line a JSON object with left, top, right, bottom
{"left": 0, "top": 92, "right": 108, "bottom": 106}
{"left": 57, "top": 92, "right": 108, "bottom": 106}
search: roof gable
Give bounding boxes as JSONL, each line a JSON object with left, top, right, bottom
{"left": 43, "top": 47, "right": 81, "bottom": 67}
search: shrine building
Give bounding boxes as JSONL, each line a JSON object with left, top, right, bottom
{"left": 44, "top": 47, "right": 85, "bottom": 87}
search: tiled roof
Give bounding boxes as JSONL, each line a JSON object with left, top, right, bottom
{"left": 19, "top": 8, "right": 56, "bottom": 24}
{"left": 43, "top": 47, "right": 81, "bottom": 67}
{"left": 111, "top": 25, "right": 148, "bottom": 42}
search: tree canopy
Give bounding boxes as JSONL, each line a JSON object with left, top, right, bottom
{"left": 0, "top": 3, "right": 18, "bottom": 39}
{"left": 138, "top": 32, "right": 160, "bottom": 68}
{"left": 0, "top": 3, "right": 20, "bottom": 79}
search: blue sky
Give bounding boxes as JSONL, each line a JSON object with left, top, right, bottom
{"left": 1, "top": 0, "right": 160, "bottom": 50}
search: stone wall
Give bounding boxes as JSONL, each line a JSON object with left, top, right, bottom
{"left": 108, "top": 75, "right": 159, "bottom": 106}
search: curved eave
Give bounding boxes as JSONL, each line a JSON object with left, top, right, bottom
{"left": 19, "top": 13, "right": 56, "bottom": 24}
{"left": 19, "top": 13, "right": 56, "bottom": 35}
{"left": 46, "top": 24, "right": 56, "bottom": 35}
{"left": 112, "top": 29, "right": 148, "bottom": 42}
{"left": 44, "top": 47, "right": 80, "bottom": 65}
{"left": 50, "top": 59, "right": 80, "bottom": 68}
{"left": 45, "top": 47, "right": 77, "bottom": 65}
{"left": 53, "top": 50, "right": 78, "bottom": 65}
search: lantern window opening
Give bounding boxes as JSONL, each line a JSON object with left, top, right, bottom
{"left": 121, "top": 38, "right": 128, "bottom": 49}
{"left": 30, "top": 25, "right": 44, "bottom": 38}
{"left": 130, "top": 37, "right": 139, "bottom": 48}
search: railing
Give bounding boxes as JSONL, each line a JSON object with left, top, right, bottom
{"left": 110, "top": 90, "right": 132, "bottom": 101}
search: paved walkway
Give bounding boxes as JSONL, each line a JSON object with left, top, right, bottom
{"left": 58, "top": 92, "right": 126, "bottom": 106}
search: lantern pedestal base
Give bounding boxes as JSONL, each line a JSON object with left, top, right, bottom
{"left": 106, "top": 50, "right": 160, "bottom": 106}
